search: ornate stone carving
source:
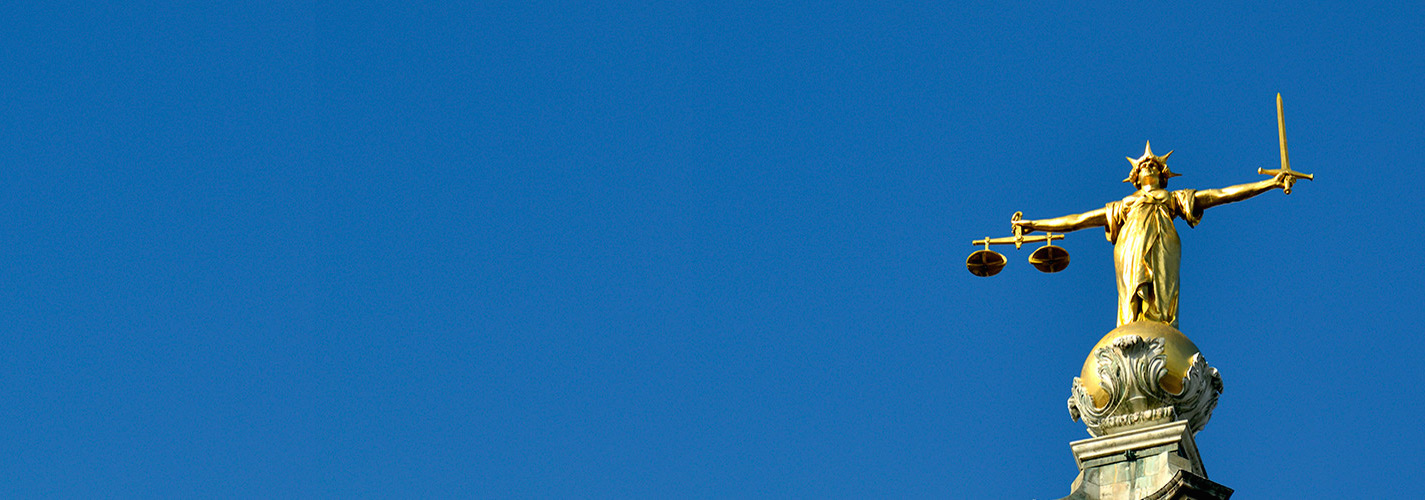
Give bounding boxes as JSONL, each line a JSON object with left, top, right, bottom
{"left": 1068, "top": 334, "right": 1222, "bottom": 437}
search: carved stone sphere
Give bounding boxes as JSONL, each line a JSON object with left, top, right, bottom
{"left": 1079, "top": 321, "right": 1202, "bottom": 409}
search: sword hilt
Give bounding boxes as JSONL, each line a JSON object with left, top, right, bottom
{"left": 1258, "top": 167, "right": 1314, "bottom": 195}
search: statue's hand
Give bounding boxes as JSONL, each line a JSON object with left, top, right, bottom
{"left": 1012, "top": 219, "right": 1035, "bottom": 234}
{"left": 1272, "top": 172, "right": 1293, "bottom": 190}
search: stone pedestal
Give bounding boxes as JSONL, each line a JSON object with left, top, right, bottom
{"left": 1059, "top": 421, "right": 1230, "bottom": 499}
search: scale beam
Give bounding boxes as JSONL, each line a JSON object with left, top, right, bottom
{"left": 971, "top": 233, "right": 1063, "bottom": 249}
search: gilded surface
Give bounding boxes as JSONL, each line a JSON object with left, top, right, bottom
{"left": 1014, "top": 141, "right": 1302, "bottom": 327}
{"left": 1007, "top": 95, "right": 1311, "bottom": 327}
{"left": 1103, "top": 187, "right": 1199, "bottom": 327}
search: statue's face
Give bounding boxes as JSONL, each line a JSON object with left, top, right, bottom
{"left": 1137, "top": 165, "right": 1163, "bottom": 188}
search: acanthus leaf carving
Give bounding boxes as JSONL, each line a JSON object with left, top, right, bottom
{"left": 1067, "top": 335, "right": 1222, "bottom": 437}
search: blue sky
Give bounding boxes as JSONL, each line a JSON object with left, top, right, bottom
{"left": 3, "top": 1, "right": 1422, "bottom": 498}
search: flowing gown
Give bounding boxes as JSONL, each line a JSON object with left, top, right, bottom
{"left": 1104, "top": 188, "right": 1202, "bottom": 328}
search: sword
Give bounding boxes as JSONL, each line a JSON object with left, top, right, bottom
{"left": 1257, "top": 93, "right": 1314, "bottom": 194}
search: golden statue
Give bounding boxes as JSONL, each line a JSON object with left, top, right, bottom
{"left": 969, "top": 94, "right": 1313, "bottom": 328}
{"left": 1014, "top": 141, "right": 1292, "bottom": 327}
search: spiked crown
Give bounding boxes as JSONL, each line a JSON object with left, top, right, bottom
{"left": 1123, "top": 141, "right": 1181, "bottom": 185}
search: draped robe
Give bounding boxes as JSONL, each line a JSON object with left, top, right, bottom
{"left": 1104, "top": 188, "right": 1203, "bottom": 328}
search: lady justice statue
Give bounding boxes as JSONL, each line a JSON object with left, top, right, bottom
{"left": 968, "top": 94, "right": 1314, "bottom": 330}
{"left": 1012, "top": 141, "right": 1299, "bottom": 329}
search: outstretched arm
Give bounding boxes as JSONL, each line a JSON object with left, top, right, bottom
{"left": 1193, "top": 174, "right": 1288, "bottom": 211}
{"left": 1013, "top": 207, "right": 1108, "bottom": 233}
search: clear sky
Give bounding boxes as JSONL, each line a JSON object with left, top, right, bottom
{"left": 3, "top": 1, "right": 1422, "bottom": 498}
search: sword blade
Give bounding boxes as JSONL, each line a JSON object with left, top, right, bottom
{"left": 1277, "top": 93, "right": 1290, "bottom": 171}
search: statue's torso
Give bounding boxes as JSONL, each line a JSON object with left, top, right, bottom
{"left": 1110, "top": 188, "right": 1182, "bottom": 247}
{"left": 1108, "top": 187, "right": 1192, "bottom": 327}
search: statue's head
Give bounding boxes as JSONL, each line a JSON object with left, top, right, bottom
{"left": 1124, "top": 141, "right": 1180, "bottom": 189}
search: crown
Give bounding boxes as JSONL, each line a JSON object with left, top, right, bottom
{"left": 1123, "top": 141, "right": 1181, "bottom": 184}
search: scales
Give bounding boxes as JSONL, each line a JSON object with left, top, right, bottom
{"left": 966, "top": 212, "right": 1071, "bottom": 277}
